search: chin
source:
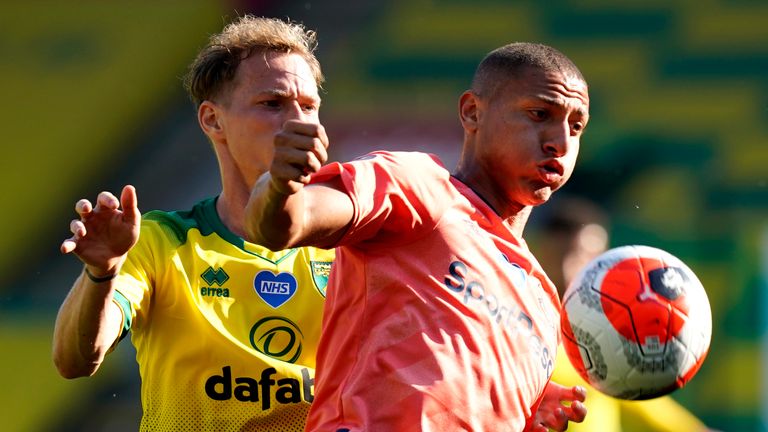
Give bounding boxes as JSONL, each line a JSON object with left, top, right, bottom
{"left": 528, "top": 187, "right": 554, "bottom": 206}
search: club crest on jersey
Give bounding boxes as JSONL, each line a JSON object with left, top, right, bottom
{"left": 310, "top": 261, "right": 331, "bottom": 297}
{"left": 253, "top": 270, "right": 298, "bottom": 308}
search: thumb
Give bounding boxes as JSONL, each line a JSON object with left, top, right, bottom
{"left": 121, "top": 185, "right": 141, "bottom": 225}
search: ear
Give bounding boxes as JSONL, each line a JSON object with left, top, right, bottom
{"left": 458, "top": 90, "right": 481, "bottom": 133}
{"left": 198, "top": 101, "right": 226, "bottom": 144}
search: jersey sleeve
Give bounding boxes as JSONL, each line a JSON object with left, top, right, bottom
{"left": 112, "top": 217, "right": 166, "bottom": 334}
{"left": 310, "top": 151, "right": 451, "bottom": 247}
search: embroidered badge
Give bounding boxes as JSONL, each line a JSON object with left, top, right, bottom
{"left": 310, "top": 261, "right": 332, "bottom": 297}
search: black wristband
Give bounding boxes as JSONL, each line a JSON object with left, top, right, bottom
{"left": 84, "top": 268, "right": 117, "bottom": 283}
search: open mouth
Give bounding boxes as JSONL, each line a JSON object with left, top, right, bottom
{"left": 539, "top": 160, "right": 564, "bottom": 176}
{"left": 537, "top": 160, "right": 564, "bottom": 184}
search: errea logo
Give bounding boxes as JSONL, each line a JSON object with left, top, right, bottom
{"left": 201, "top": 266, "right": 230, "bottom": 298}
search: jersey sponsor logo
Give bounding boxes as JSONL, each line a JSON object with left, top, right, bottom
{"left": 254, "top": 270, "right": 297, "bottom": 308}
{"left": 250, "top": 316, "right": 304, "bottom": 363}
{"left": 201, "top": 266, "right": 230, "bottom": 286}
{"left": 310, "top": 261, "right": 331, "bottom": 297}
{"left": 443, "top": 260, "right": 554, "bottom": 377}
{"left": 201, "top": 287, "right": 230, "bottom": 297}
{"left": 498, "top": 252, "right": 528, "bottom": 289}
{"left": 200, "top": 267, "right": 231, "bottom": 298}
{"left": 205, "top": 365, "right": 315, "bottom": 410}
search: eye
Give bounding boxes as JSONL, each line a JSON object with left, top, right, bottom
{"left": 528, "top": 109, "right": 548, "bottom": 121}
{"left": 259, "top": 99, "right": 281, "bottom": 108}
{"left": 570, "top": 120, "right": 587, "bottom": 136}
{"left": 302, "top": 103, "right": 318, "bottom": 113}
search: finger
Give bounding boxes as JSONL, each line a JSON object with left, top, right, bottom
{"left": 70, "top": 219, "right": 86, "bottom": 237}
{"left": 313, "top": 122, "right": 329, "bottom": 151}
{"left": 276, "top": 144, "right": 326, "bottom": 172}
{"left": 567, "top": 386, "right": 586, "bottom": 403}
{"left": 272, "top": 162, "right": 314, "bottom": 187}
{"left": 62, "top": 220, "right": 85, "bottom": 254}
{"left": 75, "top": 199, "right": 93, "bottom": 217}
{"left": 547, "top": 407, "right": 569, "bottom": 431}
{"left": 312, "top": 127, "right": 329, "bottom": 164}
{"left": 275, "top": 129, "right": 324, "bottom": 152}
{"left": 303, "top": 144, "right": 326, "bottom": 174}
{"left": 276, "top": 123, "right": 328, "bottom": 165}
{"left": 96, "top": 191, "right": 120, "bottom": 210}
{"left": 121, "top": 185, "right": 140, "bottom": 225}
{"left": 563, "top": 400, "right": 587, "bottom": 423}
{"left": 282, "top": 119, "right": 324, "bottom": 139}
{"left": 552, "top": 384, "right": 586, "bottom": 403}
{"left": 60, "top": 238, "right": 77, "bottom": 254}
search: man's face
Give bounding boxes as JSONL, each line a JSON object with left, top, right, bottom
{"left": 214, "top": 51, "right": 321, "bottom": 188}
{"left": 473, "top": 68, "right": 589, "bottom": 208}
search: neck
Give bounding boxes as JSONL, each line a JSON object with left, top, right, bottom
{"left": 212, "top": 140, "right": 256, "bottom": 239}
{"left": 216, "top": 189, "right": 248, "bottom": 238}
{"left": 452, "top": 170, "right": 532, "bottom": 238}
{"left": 504, "top": 207, "right": 532, "bottom": 238}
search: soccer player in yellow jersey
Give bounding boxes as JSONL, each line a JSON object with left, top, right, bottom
{"left": 52, "top": 16, "right": 333, "bottom": 431}
{"left": 530, "top": 196, "right": 717, "bottom": 432}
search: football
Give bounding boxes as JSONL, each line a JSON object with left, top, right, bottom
{"left": 560, "top": 245, "right": 712, "bottom": 400}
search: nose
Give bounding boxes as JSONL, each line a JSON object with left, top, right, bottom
{"left": 542, "top": 121, "right": 570, "bottom": 157}
{"left": 283, "top": 101, "right": 308, "bottom": 122}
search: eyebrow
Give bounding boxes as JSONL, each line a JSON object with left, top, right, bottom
{"left": 260, "top": 88, "right": 322, "bottom": 104}
{"left": 538, "top": 95, "right": 589, "bottom": 119}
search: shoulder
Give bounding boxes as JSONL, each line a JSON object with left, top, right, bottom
{"left": 313, "top": 151, "right": 447, "bottom": 194}
{"left": 356, "top": 150, "right": 444, "bottom": 169}
{"left": 346, "top": 150, "right": 448, "bottom": 186}
{"left": 141, "top": 209, "right": 197, "bottom": 246}
{"left": 140, "top": 198, "right": 215, "bottom": 248}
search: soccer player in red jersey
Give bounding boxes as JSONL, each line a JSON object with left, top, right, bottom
{"left": 246, "top": 42, "right": 590, "bottom": 431}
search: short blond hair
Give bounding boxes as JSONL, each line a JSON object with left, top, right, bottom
{"left": 183, "top": 15, "right": 323, "bottom": 107}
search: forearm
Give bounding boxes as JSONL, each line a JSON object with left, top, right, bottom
{"left": 245, "top": 173, "right": 309, "bottom": 250}
{"left": 52, "top": 270, "right": 123, "bottom": 378}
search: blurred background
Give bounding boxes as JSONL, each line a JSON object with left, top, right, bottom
{"left": 2, "top": 0, "right": 766, "bottom": 430}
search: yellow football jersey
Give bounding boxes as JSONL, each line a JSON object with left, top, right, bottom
{"left": 112, "top": 197, "right": 333, "bottom": 431}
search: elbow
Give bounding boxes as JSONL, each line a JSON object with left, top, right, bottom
{"left": 52, "top": 350, "right": 98, "bottom": 379}
{"left": 54, "top": 361, "right": 96, "bottom": 379}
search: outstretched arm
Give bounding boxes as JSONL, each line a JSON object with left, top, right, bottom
{"left": 526, "top": 381, "right": 587, "bottom": 432}
{"left": 53, "top": 185, "right": 140, "bottom": 378}
{"left": 245, "top": 119, "right": 353, "bottom": 250}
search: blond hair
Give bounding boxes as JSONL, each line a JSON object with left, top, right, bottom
{"left": 183, "top": 15, "right": 323, "bottom": 107}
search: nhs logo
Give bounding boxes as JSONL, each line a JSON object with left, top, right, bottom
{"left": 260, "top": 280, "right": 291, "bottom": 295}
{"left": 253, "top": 270, "right": 298, "bottom": 308}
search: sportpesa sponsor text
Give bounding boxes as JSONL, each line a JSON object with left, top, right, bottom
{"left": 445, "top": 259, "right": 554, "bottom": 377}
